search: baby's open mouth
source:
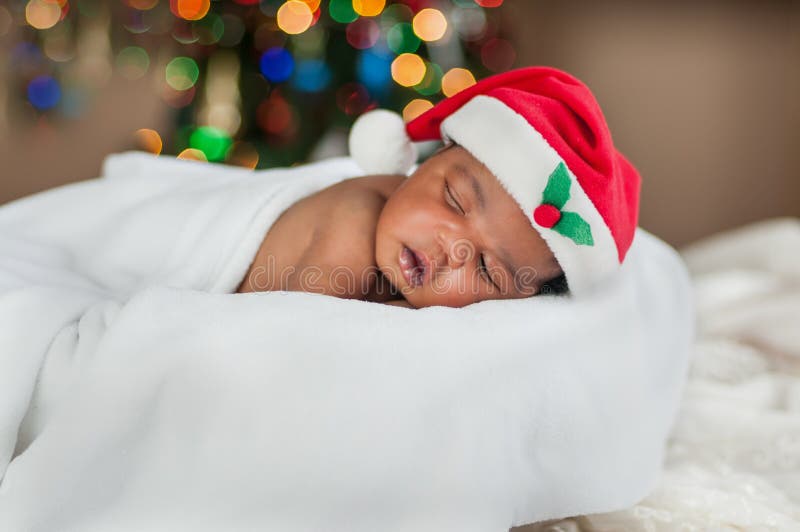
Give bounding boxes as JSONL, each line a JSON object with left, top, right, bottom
{"left": 399, "top": 245, "right": 426, "bottom": 287}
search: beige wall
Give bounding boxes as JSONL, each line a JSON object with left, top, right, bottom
{"left": 505, "top": 0, "right": 800, "bottom": 246}
{"left": 1, "top": 2, "right": 797, "bottom": 247}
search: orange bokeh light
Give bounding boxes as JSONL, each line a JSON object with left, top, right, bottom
{"left": 441, "top": 67, "right": 476, "bottom": 97}
{"left": 134, "top": 128, "right": 163, "bottom": 155}
{"left": 276, "top": 1, "right": 313, "bottom": 35}
{"left": 170, "top": 0, "right": 210, "bottom": 21}
{"left": 353, "top": 0, "right": 385, "bottom": 17}
{"left": 177, "top": 148, "right": 208, "bottom": 161}
{"left": 391, "top": 53, "right": 425, "bottom": 87}
{"left": 297, "top": 0, "right": 321, "bottom": 11}
{"left": 402, "top": 99, "right": 433, "bottom": 122}
{"left": 26, "top": 0, "right": 62, "bottom": 30}
{"left": 412, "top": 8, "right": 447, "bottom": 42}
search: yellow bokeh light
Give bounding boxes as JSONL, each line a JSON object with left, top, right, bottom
{"left": 226, "top": 141, "right": 260, "bottom": 170}
{"left": 177, "top": 148, "right": 208, "bottom": 162}
{"left": 441, "top": 67, "right": 476, "bottom": 97}
{"left": 170, "top": 0, "right": 210, "bottom": 21}
{"left": 391, "top": 53, "right": 425, "bottom": 87}
{"left": 277, "top": 1, "right": 313, "bottom": 35}
{"left": 297, "top": 0, "right": 321, "bottom": 11}
{"left": 353, "top": 0, "right": 385, "bottom": 17}
{"left": 25, "top": 0, "right": 61, "bottom": 30}
{"left": 412, "top": 8, "right": 447, "bottom": 42}
{"left": 135, "top": 128, "right": 163, "bottom": 155}
{"left": 402, "top": 99, "right": 433, "bottom": 123}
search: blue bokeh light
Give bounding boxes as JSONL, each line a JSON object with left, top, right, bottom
{"left": 356, "top": 46, "right": 393, "bottom": 92}
{"left": 27, "top": 75, "right": 61, "bottom": 110}
{"left": 292, "top": 60, "right": 332, "bottom": 93}
{"left": 259, "top": 47, "right": 294, "bottom": 83}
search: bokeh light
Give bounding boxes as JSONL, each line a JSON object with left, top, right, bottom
{"left": 219, "top": 14, "right": 246, "bottom": 47}
{"left": 165, "top": 56, "right": 199, "bottom": 90}
{"left": 177, "top": 148, "right": 208, "bottom": 161}
{"left": 356, "top": 47, "right": 392, "bottom": 92}
{"left": 412, "top": 8, "right": 447, "bottom": 42}
{"left": 277, "top": 1, "right": 313, "bottom": 35}
{"left": 336, "top": 82, "right": 371, "bottom": 115}
{"left": 451, "top": 7, "right": 486, "bottom": 41}
{"left": 380, "top": 3, "right": 412, "bottom": 26}
{"left": 386, "top": 22, "right": 420, "bottom": 54}
{"left": 346, "top": 18, "right": 379, "bottom": 50}
{"left": 170, "top": 0, "right": 210, "bottom": 21}
{"left": 26, "top": 0, "right": 62, "bottom": 30}
{"left": 328, "top": 0, "right": 357, "bottom": 24}
{"left": 292, "top": 59, "right": 332, "bottom": 92}
{"left": 226, "top": 141, "right": 260, "bottom": 169}
{"left": 43, "top": 22, "right": 75, "bottom": 62}
{"left": 414, "top": 61, "right": 442, "bottom": 96}
{"left": 172, "top": 20, "right": 199, "bottom": 44}
{"left": 194, "top": 13, "right": 224, "bottom": 45}
{"left": 259, "top": 47, "right": 294, "bottom": 82}
{"left": 190, "top": 126, "right": 233, "bottom": 161}
{"left": 9, "top": 0, "right": 512, "bottom": 168}
{"left": 134, "top": 128, "right": 163, "bottom": 154}
{"left": 402, "top": 98, "right": 432, "bottom": 122}
{"left": 291, "top": 26, "right": 327, "bottom": 57}
{"left": 116, "top": 46, "right": 150, "bottom": 80}
{"left": 256, "top": 92, "right": 297, "bottom": 136}
{"left": 391, "top": 53, "right": 425, "bottom": 87}
{"left": 441, "top": 67, "right": 476, "bottom": 97}
{"left": 297, "top": 0, "right": 321, "bottom": 11}
{"left": 27, "top": 75, "right": 61, "bottom": 110}
{"left": 353, "top": 0, "right": 385, "bottom": 17}
{"left": 481, "top": 37, "right": 516, "bottom": 72}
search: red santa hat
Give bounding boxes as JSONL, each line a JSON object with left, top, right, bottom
{"left": 348, "top": 66, "right": 641, "bottom": 296}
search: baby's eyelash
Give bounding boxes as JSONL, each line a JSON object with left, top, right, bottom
{"left": 444, "top": 181, "right": 465, "bottom": 214}
{"left": 479, "top": 254, "right": 498, "bottom": 288}
{"left": 478, "top": 254, "right": 488, "bottom": 273}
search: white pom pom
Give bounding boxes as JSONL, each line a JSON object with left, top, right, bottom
{"left": 348, "top": 109, "right": 417, "bottom": 175}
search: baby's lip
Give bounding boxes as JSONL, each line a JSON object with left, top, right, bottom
{"left": 398, "top": 245, "right": 428, "bottom": 288}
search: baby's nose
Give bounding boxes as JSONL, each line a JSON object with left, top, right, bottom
{"left": 437, "top": 232, "right": 476, "bottom": 270}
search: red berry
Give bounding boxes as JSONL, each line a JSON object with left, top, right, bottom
{"left": 533, "top": 204, "right": 561, "bottom": 228}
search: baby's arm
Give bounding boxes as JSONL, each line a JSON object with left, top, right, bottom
{"left": 383, "top": 299, "right": 414, "bottom": 308}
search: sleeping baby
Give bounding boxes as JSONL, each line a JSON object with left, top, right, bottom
{"left": 237, "top": 66, "right": 642, "bottom": 308}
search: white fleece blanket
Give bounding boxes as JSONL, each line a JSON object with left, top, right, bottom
{"left": 520, "top": 218, "right": 800, "bottom": 531}
{"left": 0, "top": 153, "right": 693, "bottom": 532}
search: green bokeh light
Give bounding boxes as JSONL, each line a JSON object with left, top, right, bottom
{"left": 329, "top": 0, "right": 358, "bottom": 24}
{"left": 116, "top": 46, "right": 150, "bottom": 80}
{"left": 165, "top": 56, "right": 199, "bottom": 91}
{"left": 387, "top": 22, "right": 420, "bottom": 54}
{"left": 190, "top": 126, "right": 233, "bottom": 162}
{"left": 414, "top": 62, "right": 443, "bottom": 96}
{"left": 195, "top": 13, "right": 224, "bottom": 45}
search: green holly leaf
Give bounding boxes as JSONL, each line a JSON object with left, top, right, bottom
{"left": 541, "top": 162, "right": 571, "bottom": 209}
{"left": 553, "top": 211, "right": 594, "bottom": 246}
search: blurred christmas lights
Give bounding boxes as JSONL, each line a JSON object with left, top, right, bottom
{"left": 10, "top": 0, "right": 515, "bottom": 167}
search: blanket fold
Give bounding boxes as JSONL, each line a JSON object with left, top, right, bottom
{"left": 0, "top": 153, "right": 693, "bottom": 532}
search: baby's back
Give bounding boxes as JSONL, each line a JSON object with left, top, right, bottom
{"left": 237, "top": 174, "right": 405, "bottom": 302}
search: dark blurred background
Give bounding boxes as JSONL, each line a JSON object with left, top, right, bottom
{"left": 1, "top": 0, "right": 797, "bottom": 247}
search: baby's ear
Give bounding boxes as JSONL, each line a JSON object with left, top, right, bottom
{"left": 433, "top": 141, "right": 457, "bottom": 156}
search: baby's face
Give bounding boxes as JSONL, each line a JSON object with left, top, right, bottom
{"left": 375, "top": 144, "right": 563, "bottom": 308}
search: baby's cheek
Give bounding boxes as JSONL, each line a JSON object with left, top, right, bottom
{"left": 424, "top": 268, "right": 484, "bottom": 307}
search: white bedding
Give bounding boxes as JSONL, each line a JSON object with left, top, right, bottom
{"left": 0, "top": 153, "right": 693, "bottom": 531}
{"left": 522, "top": 218, "right": 800, "bottom": 531}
